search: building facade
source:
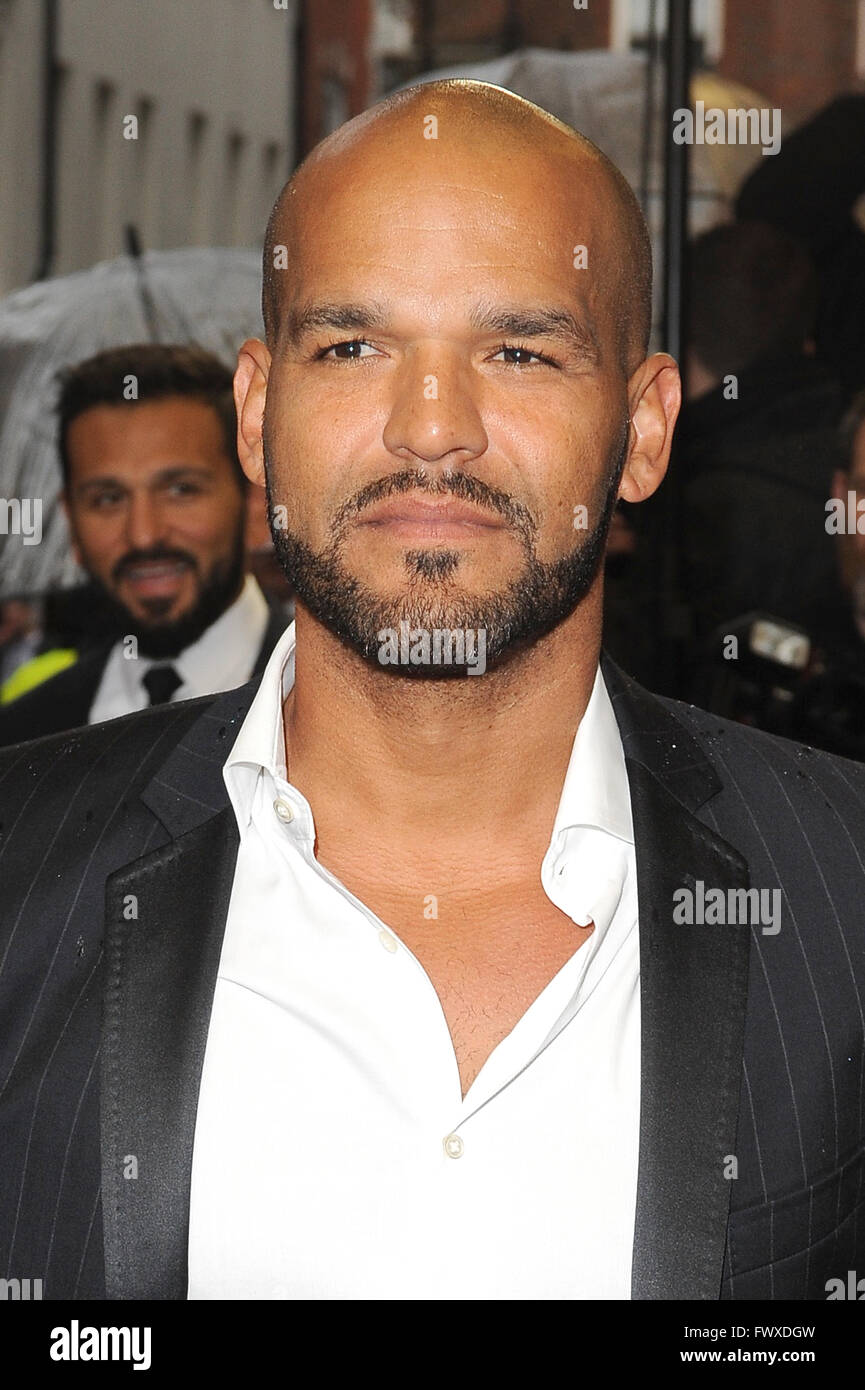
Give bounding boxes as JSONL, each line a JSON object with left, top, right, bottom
{"left": 1, "top": 0, "right": 861, "bottom": 297}
{"left": 0, "top": 0, "right": 297, "bottom": 295}
{"left": 409, "top": 0, "right": 863, "bottom": 130}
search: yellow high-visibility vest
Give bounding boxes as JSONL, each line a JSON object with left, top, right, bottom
{"left": 0, "top": 649, "right": 78, "bottom": 704}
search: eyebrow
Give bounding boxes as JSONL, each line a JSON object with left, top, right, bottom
{"left": 285, "top": 299, "right": 601, "bottom": 362}
{"left": 285, "top": 301, "right": 390, "bottom": 344}
{"left": 73, "top": 466, "right": 213, "bottom": 494}
{"left": 468, "top": 303, "right": 601, "bottom": 362}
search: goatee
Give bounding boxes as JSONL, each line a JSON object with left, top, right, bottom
{"left": 265, "top": 424, "right": 628, "bottom": 677}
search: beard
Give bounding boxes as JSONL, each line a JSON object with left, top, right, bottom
{"left": 265, "top": 425, "right": 628, "bottom": 678}
{"left": 90, "top": 525, "right": 247, "bottom": 660}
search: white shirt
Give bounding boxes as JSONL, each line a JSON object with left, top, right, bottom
{"left": 187, "top": 622, "right": 641, "bottom": 1300}
{"left": 88, "top": 574, "right": 270, "bottom": 722}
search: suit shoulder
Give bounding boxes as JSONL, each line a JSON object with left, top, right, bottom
{"left": 0, "top": 692, "right": 221, "bottom": 805}
{"left": 658, "top": 692, "right": 865, "bottom": 800}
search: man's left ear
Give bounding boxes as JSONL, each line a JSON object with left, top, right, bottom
{"left": 617, "top": 353, "right": 681, "bottom": 505}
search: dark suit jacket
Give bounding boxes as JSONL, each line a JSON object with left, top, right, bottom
{"left": 0, "top": 601, "right": 288, "bottom": 747}
{"left": 1, "top": 655, "right": 864, "bottom": 1300}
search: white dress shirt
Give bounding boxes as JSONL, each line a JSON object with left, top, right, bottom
{"left": 88, "top": 574, "right": 270, "bottom": 722}
{"left": 187, "top": 622, "right": 641, "bottom": 1300}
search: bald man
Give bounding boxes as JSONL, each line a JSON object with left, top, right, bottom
{"left": 2, "top": 82, "right": 865, "bottom": 1304}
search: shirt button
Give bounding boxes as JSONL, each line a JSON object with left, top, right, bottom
{"left": 378, "top": 929, "right": 398, "bottom": 953}
{"left": 273, "top": 798, "right": 295, "bottom": 824}
{"left": 443, "top": 1133, "right": 464, "bottom": 1159}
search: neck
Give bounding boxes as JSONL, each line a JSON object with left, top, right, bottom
{"left": 282, "top": 591, "right": 603, "bottom": 862}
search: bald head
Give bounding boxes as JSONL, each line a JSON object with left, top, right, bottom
{"left": 262, "top": 80, "right": 652, "bottom": 374}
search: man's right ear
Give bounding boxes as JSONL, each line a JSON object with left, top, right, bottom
{"left": 234, "top": 339, "right": 272, "bottom": 487}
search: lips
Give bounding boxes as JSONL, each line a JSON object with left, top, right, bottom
{"left": 119, "top": 559, "right": 192, "bottom": 596}
{"left": 357, "top": 496, "right": 506, "bottom": 536}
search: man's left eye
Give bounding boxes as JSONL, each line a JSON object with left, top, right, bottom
{"left": 492, "top": 345, "right": 555, "bottom": 366}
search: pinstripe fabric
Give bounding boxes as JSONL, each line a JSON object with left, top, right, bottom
{"left": 607, "top": 664, "right": 865, "bottom": 1299}
{"left": 0, "top": 699, "right": 207, "bottom": 1299}
{"left": 0, "top": 658, "right": 863, "bottom": 1299}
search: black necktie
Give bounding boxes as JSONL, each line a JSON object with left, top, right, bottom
{"left": 142, "top": 664, "right": 183, "bottom": 706}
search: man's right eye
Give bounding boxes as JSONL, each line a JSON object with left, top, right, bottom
{"left": 317, "top": 340, "right": 377, "bottom": 361}
{"left": 87, "top": 492, "right": 124, "bottom": 509}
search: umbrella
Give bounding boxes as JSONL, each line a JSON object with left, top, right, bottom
{"left": 0, "top": 246, "right": 264, "bottom": 598}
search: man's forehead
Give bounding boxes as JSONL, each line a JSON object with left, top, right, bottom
{"left": 264, "top": 83, "right": 651, "bottom": 369}
{"left": 278, "top": 159, "right": 613, "bottom": 328}
{"left": 286, "top": 130, "right": 610, "bottom": 236}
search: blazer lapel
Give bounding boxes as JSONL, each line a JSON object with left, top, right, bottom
{"left": 100, "top": 681, "right": 256, "bottom": 1299}
{"left": 603, "top": 657, "right": 753, "bottom": 1300}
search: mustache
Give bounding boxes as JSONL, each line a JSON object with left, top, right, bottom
{"left": 330, "top": 469, "right": 537, "bottom": 542}
{"left": 112, "top": 548, "right": 198, "bottom": 583}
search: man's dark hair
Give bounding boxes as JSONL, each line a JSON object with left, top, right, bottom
{"left": 56, "top": 343, "right": 244, "bottom": 488}
{"left": 687, "top": 221, "right": 818, "bottom": 378}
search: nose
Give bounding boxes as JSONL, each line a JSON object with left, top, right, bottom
{"left": 381, "top": 346, "right": 488, "bottom": 472}
{"left": 124, "top": 490, "right": 165, "bottom": 551}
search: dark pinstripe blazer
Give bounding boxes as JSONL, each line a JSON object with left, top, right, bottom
{"left": 1, "top": 655, "right": 864, "bottom": 1300}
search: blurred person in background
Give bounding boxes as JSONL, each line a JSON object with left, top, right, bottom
{"left": 0, "top": 344, "right": 287, "bottom": 745}
{"left": 787, "top": 391, "right": 865, "bottom": 760}
{"left": 677, "top": 221, "right": 843, "bottom": 664}
{"left": 829, "top": 392, "right": 865, "bottom": 650}
{"left": 0, "top": 598, "right": 48, "bottom": 688}
{"left": 736, "top": 94, "right": 865, "bottom": 409}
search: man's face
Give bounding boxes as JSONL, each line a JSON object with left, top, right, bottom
{"left": 258, "top": 126, "right": 642, "bottom": 673}
{"left": 64, "top": 396, "right": 247, "bottom": 658}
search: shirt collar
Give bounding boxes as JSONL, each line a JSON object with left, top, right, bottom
{"left": 113, "top": 572, "right": 269, "bottom": 706}
{"left": 224, "top": 618, "right": 298, "bottom": 830}
{"left": 224, "top": 623, "right": 633, "bottom": 850}
{"left": 173, "top": 573, "right": 269, "bottom": 693}
{"left": 548, "top": 664, "right": 634, "bottom": 847}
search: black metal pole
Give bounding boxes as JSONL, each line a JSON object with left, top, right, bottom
{"left": 291, "top": 0, "right": 307, "bottom": 169}
{"left": 663, "top": 0, "right": 691, "bottom": 362}
{"left": 638, "top": 0, "right": 658, "bottom": 215}
{"left": 123, "top": 225, "right": 162, "bottom": 344}
{"left": 33, "top": 0, "right": 59, "bottom": 282}
{"left": 502, "top": 0, "right": 522, "bottom": 52}
{"left": 416, "top": 0, "right": 435, "bottom": 74}
{"left": 652, "top": 0, "right": 692, "bottom": 696}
